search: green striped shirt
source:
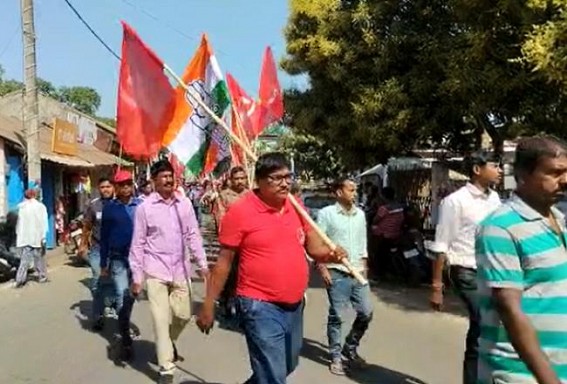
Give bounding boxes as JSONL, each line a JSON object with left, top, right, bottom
{"left": 476, "top": 194, "right": 567, "bottom": 384}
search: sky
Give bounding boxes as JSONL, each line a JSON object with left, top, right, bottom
{"left": 0, "top": 0, "right": 304, "bottom": 117}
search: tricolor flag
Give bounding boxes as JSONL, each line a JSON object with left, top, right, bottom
{"left": 161, "top": 35, "right": 231, "bottom": 176}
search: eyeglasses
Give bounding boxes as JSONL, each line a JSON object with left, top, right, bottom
{"left": 266, "top": 173, "right": 294, "bottom": 185}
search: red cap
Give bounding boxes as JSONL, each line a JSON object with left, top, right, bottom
{"left": 113, "top": 169, "right": 133, "bottom": 183}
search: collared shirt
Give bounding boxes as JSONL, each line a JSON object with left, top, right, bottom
{"left": 100, "top": 197, "right": 142, "bottom": 269}
{"left": 476, "top": 194, "right": 567, "bottom": 384}
{"left": 219, "top": 190, "right": 311, "bottom": 304}
{"left": 16, "top": 198, "right": 48, "bottom": 248}
{"left": 431, "top": 183, "right": 501, "bottom": 269}
{"left": 129, "top": 192, "right": 207, "bottom": 285}
{"left": 317, "top": 202, "right": 367, "bottom": 273}
{"left": 84, "top": 197, "right": 111, "bottom": 246}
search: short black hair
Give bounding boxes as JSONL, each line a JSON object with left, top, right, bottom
{"left": 230, "top": 166, "right": 246, "bottom": 178}
{"left": 98, "top": 177, "right": 111, "bottom": 185}
{"left": 290, "top": 182, "right": 301, "bottom": 195}
{"left": 382, "top": 186, "right": 395, "bottom": 200}
{"left": 139, "top": 179, "right": 150, "bottom": 188}
{"left": 514, "top": 135, "right": 567, "bottom": 179}
{"left": 463, "top": 150, "right": 500, "bottom": 178}
{"left": 150, "top": 159, "right": 174, "bottom": 178}
{"left": 255, "top": 152, "right": 291, "bottom": 180}
{"left": 333, "top": 177, "right": 353, "bottom": 192}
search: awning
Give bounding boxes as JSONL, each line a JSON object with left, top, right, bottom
{"left": 0, "top": 114, "right": 130, "bottom": 167}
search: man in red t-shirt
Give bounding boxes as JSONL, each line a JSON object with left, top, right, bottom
{"left": 197, "top": 152, "right": 346, "bottom": 384}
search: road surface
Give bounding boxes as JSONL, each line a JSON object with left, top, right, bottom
{"left": 0, "top": 250, "right": 467, "bottom": 384}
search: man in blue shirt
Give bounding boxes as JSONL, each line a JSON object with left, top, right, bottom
{"left": 99, "top": 169, "right": 142, "bottom": 361}
{"left": 317, "top": 177, "right": 373, "bottom": 376}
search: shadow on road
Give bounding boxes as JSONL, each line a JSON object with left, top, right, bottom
{"left": 69, "top": 299, "right": 156, "bottom": 381}
{"left": 301, "top": 338, "right": 428, "bottom": 384}
{"left": 370, "top": 281, "right": 466, "bottom": 317}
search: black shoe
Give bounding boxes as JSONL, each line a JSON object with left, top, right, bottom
{"left": 158, "top": 373, "right": 174, "bottom": 384}
{"left": 342, "top": 348, "right": 368, "bottom": 368}
{"left": 173, "top": 342, "right": 179, "bottom": 362}
{"left": 92, "top": 317, "right": 104, "bottom": 332}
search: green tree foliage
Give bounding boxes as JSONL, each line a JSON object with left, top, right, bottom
{"left": 0, "top": 65, "right": 113, "bottom": 123}
{"left": 522, "top": 1, "right": 567, "bottom": 87}
{"left": 277, "top": 132, "right": 344, "bottom": 180}
{"left": 284, "top": 0, "right": 567, "bottom": 167}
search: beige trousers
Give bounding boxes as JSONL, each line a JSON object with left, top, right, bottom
{"left": 146, "top": 278, "right": 192, "bottom": 373}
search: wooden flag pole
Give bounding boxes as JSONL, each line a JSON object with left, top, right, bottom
{"left": 231, "top": 104, "right": 254, "bottom": 186}
{"left": 163, "top": 64, "right": 367, "bottom": 286}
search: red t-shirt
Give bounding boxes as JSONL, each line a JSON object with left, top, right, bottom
{"left": 219, "top": 191, "right": 311, "bottom": 304}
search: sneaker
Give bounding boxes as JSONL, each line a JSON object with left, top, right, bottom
{"left": 92, "top": 317, "right": 104, "bottom": 332}
{"left": 329, "top": 357, "right": 346, "bottom": 375}
{"left": 157, "top": 372, "right": 174, "bottom": 384}
{"left": 342, "top": 348, "right": 368, "bottom": 368}
{"left": 38, "top": 277, "right": 49, "bottom": 284}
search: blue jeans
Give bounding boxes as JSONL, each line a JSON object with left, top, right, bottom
{"left": 450, "top": 266, "right": 479, "bottom": 384}
{"left": 110, "top": 258, "right": 136, "bottom": 346}
{"left": 326, "top": 269, "right": 373, "bottom": 360}
{"left": 238, "top": 296, "right": 304, "bottom": 384}
{"left": 88, "top": 246, "right": 115, "bottom": 319}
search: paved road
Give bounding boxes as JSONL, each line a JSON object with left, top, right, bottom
{"left": 0, "top": 251, "right": 468, "bottom": 384}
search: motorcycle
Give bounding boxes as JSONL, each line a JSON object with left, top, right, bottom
{"left": 64, "top": 214, "right": 84, "bottom": 255}
{"left": 0, "top": 211, "right": 20, "bottom": 280}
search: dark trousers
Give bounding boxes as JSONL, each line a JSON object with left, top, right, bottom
{"left": 450, "top": 266, "right": 479, "bottom": 384}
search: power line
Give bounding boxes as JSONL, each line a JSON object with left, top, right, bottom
{"left": 62, "top": 0, "right": 120, "bottom": 61}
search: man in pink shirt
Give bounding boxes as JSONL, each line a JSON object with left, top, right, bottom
{"left": 129, "top": 159, "right": 209, "bottom": 384}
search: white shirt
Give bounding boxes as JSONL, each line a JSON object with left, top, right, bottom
{"left": 16, "top": 198, "right": 48, "bottom": 248}
{"left": 431, "top": 183, "right": 501, "bottom": 269}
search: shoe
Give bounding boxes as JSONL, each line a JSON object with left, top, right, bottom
{"left": 342, "top": 348, "right": 368, "bottom": 368}
{"left": 38, "top": 277, "right": 49, "bottom": 284}
{"left": 13, "top": 282, "right": 25, "bottom": 289}
{"left": 329, "top": 357, "right": 346, "bottom": 375}
{"left": 157, "top": 372, "right": 174, "bottom": 384}
{"left": 92, "top": 317, "right": 104, "bottom": 332}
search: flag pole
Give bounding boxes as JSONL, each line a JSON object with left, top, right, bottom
{"left": 163, "top": 64, "right": 367, "bottom": 286}
{"left": 231, "top": 104, "right": 253, "bottom": 187}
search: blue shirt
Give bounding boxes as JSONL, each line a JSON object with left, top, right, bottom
{"left": 100, "top": 197, "right": 142, "bottom": 269}
{"left": 317, "top": 202, "right": 368, "bottom": 273}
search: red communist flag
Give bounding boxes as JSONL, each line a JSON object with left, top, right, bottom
{"left": 226, "top": 72, "right": 257, "bottom": 141}
{"left": 254, "top": 46, "right": 284, "bottom": 136}
{"left": 116, "top": 21, "right": 175, "bottom": 159}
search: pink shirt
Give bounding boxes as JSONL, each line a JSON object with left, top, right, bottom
{"left": 129, "top": 192, "right": 207, "bottom": 285}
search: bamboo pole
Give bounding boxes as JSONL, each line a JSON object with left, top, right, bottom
{"left": 231, "top": 104, "right": 253, "bottom": 187}
{"left": 163, "top": 64, "right": 367, "bottom": 286}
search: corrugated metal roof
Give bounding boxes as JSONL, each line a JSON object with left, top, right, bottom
{"left": 0, "top": 113, "right": 130, "bottom": 167}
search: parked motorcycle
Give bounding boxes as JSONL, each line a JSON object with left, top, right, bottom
{"left": 64, "top": 214, "right": 84, "bottom": 255}
{"left": 0, "top": 211, "right": 20, "bottom": 280}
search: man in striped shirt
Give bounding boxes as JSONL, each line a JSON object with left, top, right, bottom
{"left": 476, "top": 136, "right": 567, "bottom": 384}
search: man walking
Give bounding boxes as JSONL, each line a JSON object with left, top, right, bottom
{"left": 197, "top": 152, "right": 346, "bottom": 384}
{"left": 14, "top": 188, "right": 48, "bottom": 288}
{"left": 99, "top": 169, "right": 141, "bottom": 360}
{"left": 79, "top": 177, "right": 115, "bottom": 324}
{"left": 429, "top": 151, "right": 502, "bottom": 384}
{"left": 129, "top": 159, "right": 209, "bottom": 384}
{"left": 317, "top": 178, "right": 372, "bottom": 375}
{"left": 476, "top": 136, "right": 567, "bottom": 384}
{"left": 215, "top": 166, "right": 249, "bottom": 225}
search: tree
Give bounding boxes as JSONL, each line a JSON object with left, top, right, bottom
{"left": 521, "top": 1, "right": 567, "bottom": 87}
{"left": 277, "top": 132, "right": 344, "bottom": 180}
{"left": 283, "top": 0, "right": 567, "bottom": 168}
{"left": 0, "top": 65, "right": 103, "bottom": 116}
{"left": 58, "top": 86, "right": 101, "bottom": 115}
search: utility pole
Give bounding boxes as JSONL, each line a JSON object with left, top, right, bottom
{"left": 21, "top": 0, "right": 41, "bottom": 188}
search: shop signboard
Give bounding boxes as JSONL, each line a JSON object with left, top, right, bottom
{"left": 52, "top": 118, "right": 78, "bottom": 156}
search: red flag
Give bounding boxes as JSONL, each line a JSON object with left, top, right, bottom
{"left": 116, "top": 21, "right": 175, "bottom": 159}
{"left": 254, "top": 46, "right": 284, "bottom": 135}
{"left": 167, "top": 152, "right": 185, "bottom": 179}
{"left": 226, "top": 73, "right": 257, "bottom": 141}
